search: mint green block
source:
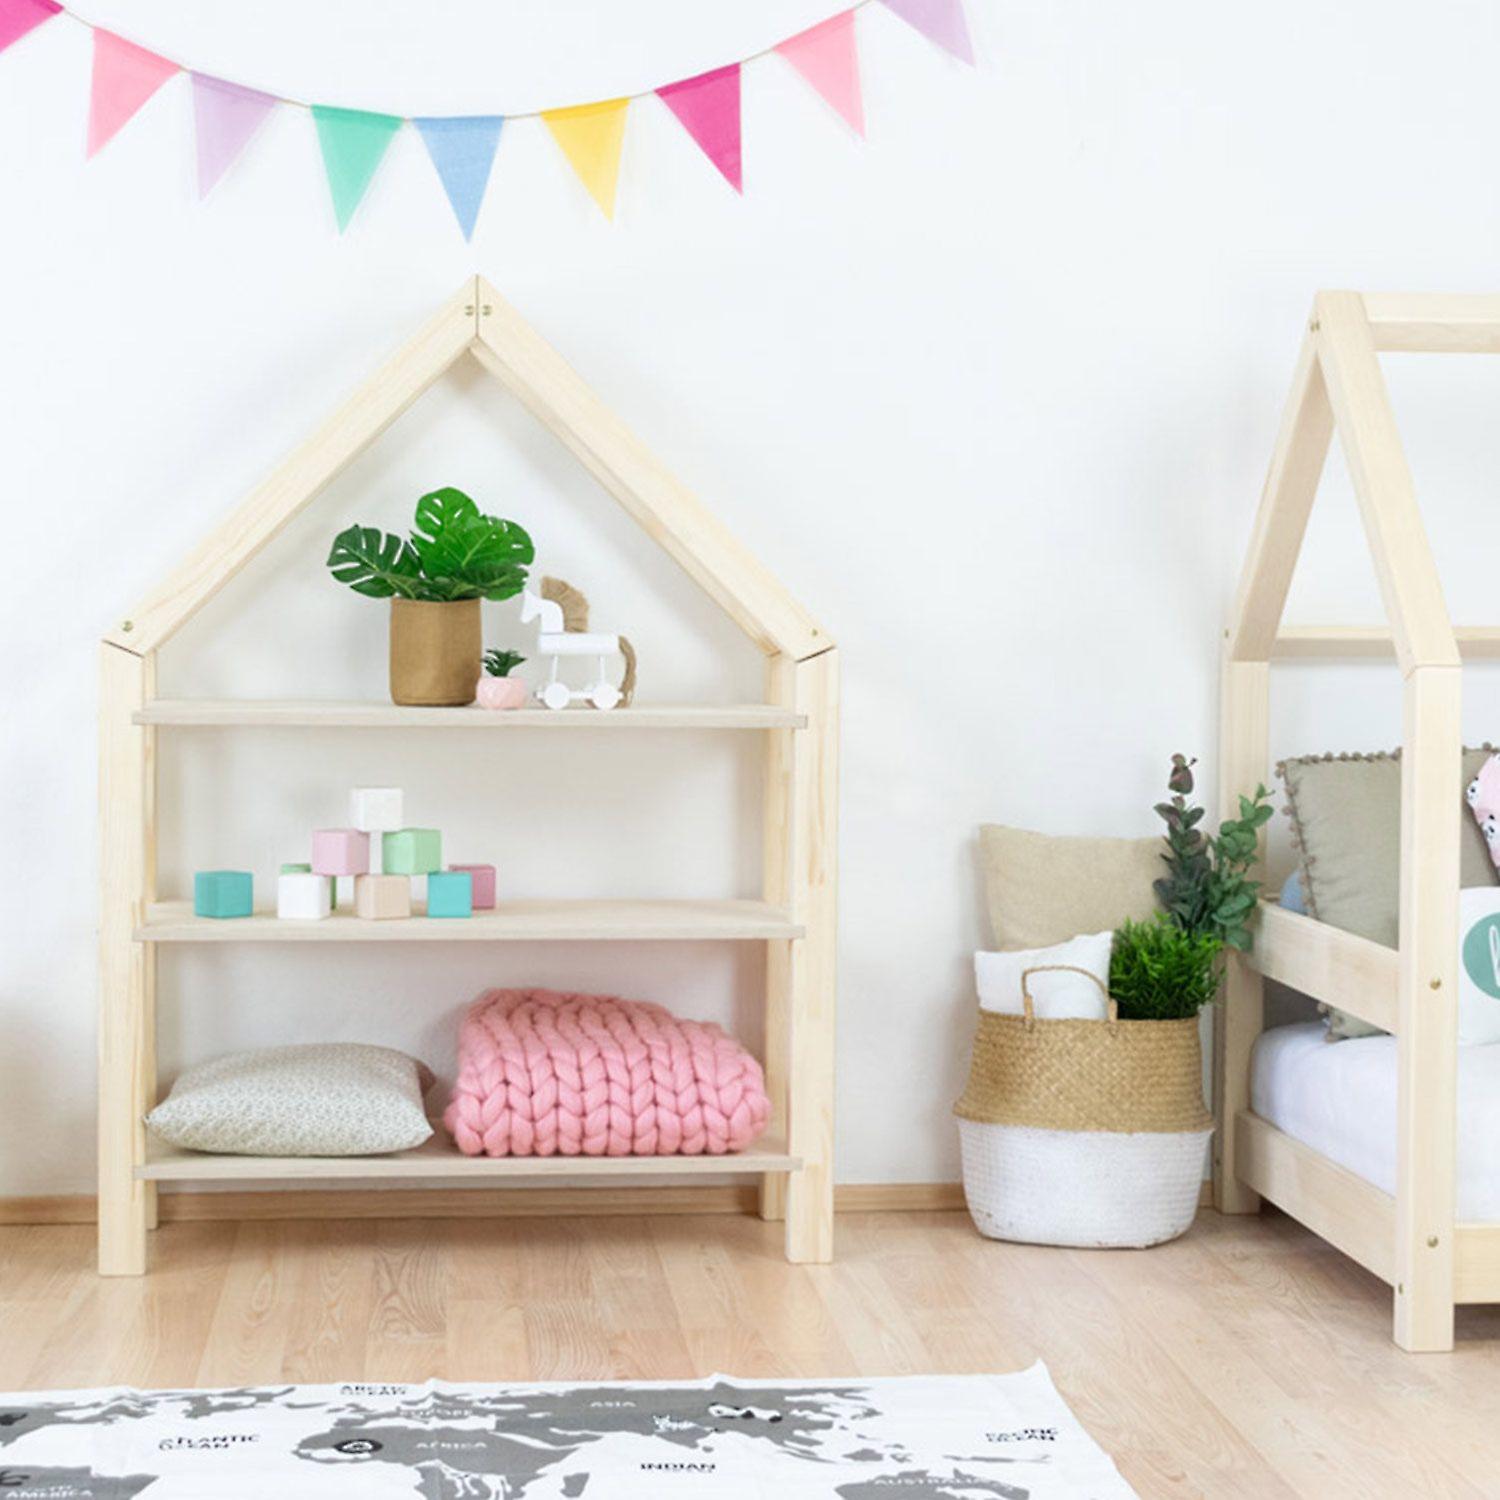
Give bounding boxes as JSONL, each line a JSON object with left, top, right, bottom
{"left": 383, "top": 828, "right": 442, "bottom": 875}
{"left": 426, "top": 869, "right": 472, "bottom": 918}
{"left": 194, "top": 870, "right": 252, "bottom": 919}
{"left": 280, "top": 862, "right": 311, "bottom": 873}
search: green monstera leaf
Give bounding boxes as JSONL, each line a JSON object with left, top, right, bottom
{"left": 325, "top": 525, "right": 424, "bottom": 598}
{"left": 410, "top": 486, "right": 535, "bottom": 601}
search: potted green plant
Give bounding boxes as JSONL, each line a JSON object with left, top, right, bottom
{"left": 327, "top": 487, "right": 534, "bottom": 706}
{"left": 476, "top": 649, "right": 528, "bottom": 710}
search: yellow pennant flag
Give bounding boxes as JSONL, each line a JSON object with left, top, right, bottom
{"left": 542, "top": 98, "right": 629, "bottom": 219}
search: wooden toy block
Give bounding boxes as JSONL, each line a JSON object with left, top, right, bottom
{"left": 383, "top": 827, "right": 441, "bottom": 875}
{"left": 355, "top": 873, "right": 412, "bottom": 920}
{"left": 277, "top": 872, "right": 332, "bottom": 921}
{"left": 426, "top": 869, "right": 472, "bottom": 918}
{"left": 311, "top": 828, "right": 370, "bottom": 876}
{"left": 193, "top": 870, "right": 252, "bottom": 919}
{"left": 449, "top": 863, "right": 496, "bottom": 908}
{"left": 350, "top": 786, "right": 403, "bottom": 832}
{"left": 282, "top": 861, "right": 334, "bottom": 905}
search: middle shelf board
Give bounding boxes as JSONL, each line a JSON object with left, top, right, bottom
{"left": 139, "top": 1133, "right": 801, "bottom": 1181}
{"left": 137, "top": 899, "right": 803, "bottom": 943}
{"left": 134, "top": 700, "right": 805, "bottom": 730}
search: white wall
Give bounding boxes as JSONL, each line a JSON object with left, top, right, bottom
{"left": 6, "top": 0, "right": 1500, "bottom": 1196}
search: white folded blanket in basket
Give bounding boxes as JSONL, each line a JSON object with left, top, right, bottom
{"left": 974, "top": 931, "right": 1113, "bottom": 1020}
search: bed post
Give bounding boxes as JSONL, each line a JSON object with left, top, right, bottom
{"left": 1393, "top": 667, "right": 1460, "bottom": 1351}
{"left": 1314, "top": 290, "right": 1462, "bottom": 1351}
{"left": 1215, "top": 659, "right": 1269, "bottom": 1213}
{"left": 1216, "top": 319, "right": 1333, "bottom": 1214}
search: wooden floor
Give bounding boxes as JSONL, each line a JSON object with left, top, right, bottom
{"left": 3, "top": 1206, "right": 1499, "bottom": 1499}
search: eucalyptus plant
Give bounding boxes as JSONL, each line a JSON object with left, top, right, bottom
{"left": 1109, "top": 754, "right": 1274, "bottom": 1021}
{"left": 1152, "top": 753, "right": 1272, "bottom": 953}
{"left": 327, "top": 487, "right": 534, "bottom": 602}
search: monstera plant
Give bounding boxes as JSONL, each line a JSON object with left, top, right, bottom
{"left": 328, "top": 488, "right": 534, "bottom": 707}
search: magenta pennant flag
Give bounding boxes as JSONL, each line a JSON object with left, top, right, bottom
{"left": 880, "top": 0, "right": 974, "bottom": 64}
{"left": 776, "top": 10, "right": 864, "bottom": 136}
{"left": 87, "top": 29, "right": 180, "bottom": 157}
{"left": 0, "top": 0, "right": 60, "bottom": 57}
{"left": 192, "top": 74, "right": 276, "bottom": 197}
{"left": 657, "top": 63, "right": 742, "bottom": 193}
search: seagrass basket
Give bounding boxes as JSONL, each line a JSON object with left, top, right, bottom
{"left": 953, "top": 965, "right": 1213, "bottom": 1248}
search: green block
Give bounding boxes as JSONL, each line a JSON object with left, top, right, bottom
{"left": 194, "top": 870, "right": 253, "bottom": 919}
{"left": 383, "top": 828, "right": 442, "bottom": 875}
{"left": 280, "top": 861, "right": 312, "bottom": 873}
{"left": 426, "top": 869, "right": 472, "bottom": 918}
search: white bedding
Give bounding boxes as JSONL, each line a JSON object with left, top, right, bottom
{"left": 1251, "top": 1022, "right": 1500, "bottom": 1221}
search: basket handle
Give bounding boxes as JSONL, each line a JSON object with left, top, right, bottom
{"left": 1019, "top": 964, "right": 1118, "bottom": 1025}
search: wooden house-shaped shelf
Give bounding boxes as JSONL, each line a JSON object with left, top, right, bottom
{"left": 99, "top": 277, "right": 839, "bottom": 1275}
{"left": 1218, "top": 290, "right": 1500, "bottom": 1351}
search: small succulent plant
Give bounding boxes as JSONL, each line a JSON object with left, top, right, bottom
{"left": 483, "top": 649, "right": 525, "bottom": 678}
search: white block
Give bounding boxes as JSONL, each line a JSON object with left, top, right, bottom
{"left": 350, "top": 786, "right": 404, "bottom": 833}
{"left": 278, "top": 872, "right": 332, "bottom": 921}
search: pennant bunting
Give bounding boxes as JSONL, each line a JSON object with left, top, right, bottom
{"left": 542, "top": 98, "right": 629, "bottom": 219}
{"left": 776, "top": 10, "right": 864, "bottom": 137}
{"left": 87, "top": 30, "right": 179, "bottom": 158}
{"left": 880, "top": 0, "right": 974, "bottom": 65}
{"left": 33, "top": 0, "right": 978, "bottom": 231}
{"left": 0, "top": 0, "right": 59, "bottom": 58}
{"left": 656, "top": 63, "right": 741, "bottom": 193}
{"left": 311, "top": 105, "right": 402, "bottom": 231}
{"left": 415, "top": 116, "right": 503, "bottom": 239}
{"left": 192, "top": 74, "right": 276, "bottom": 197}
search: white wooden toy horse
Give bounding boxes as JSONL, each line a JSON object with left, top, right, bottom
{"left": 519, "top": 577, "right": 637, "bottom": 711}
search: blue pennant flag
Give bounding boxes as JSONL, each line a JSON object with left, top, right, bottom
{"left": 415, "top": 115, "right": 504, "bottom": 239}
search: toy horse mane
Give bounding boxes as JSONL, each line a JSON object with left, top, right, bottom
{"left": 541, "top": 576, "right": 589, "bottom": 633}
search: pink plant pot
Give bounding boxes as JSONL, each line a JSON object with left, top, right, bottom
{"left": 475, "top": 675, "right": 529, "bottom": 711}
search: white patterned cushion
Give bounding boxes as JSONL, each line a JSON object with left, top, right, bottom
{"left": 146, "top": 1044, "right": 434, "bottom": 1156}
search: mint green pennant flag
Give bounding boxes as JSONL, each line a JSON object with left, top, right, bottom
{"left": 311, "top": 105, "right": 403, "bottom": 231}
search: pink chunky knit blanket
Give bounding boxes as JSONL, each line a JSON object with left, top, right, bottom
{"left": 444, "top": 988, "right": 771, "bottom": 1157}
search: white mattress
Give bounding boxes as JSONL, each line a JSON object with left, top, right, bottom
{"left": 1251, "top": 1022, "right": 1500, "bottom": 1221}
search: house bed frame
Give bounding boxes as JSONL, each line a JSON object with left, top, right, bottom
{"left": 1216, "top": 290, "right": 1500, "bottom": 1352}
{"left": 99, "top": 277, "right": 838, "bottom": 1276}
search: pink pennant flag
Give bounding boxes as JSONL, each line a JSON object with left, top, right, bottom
{"left": 0, "top": 0, "right": 60, "bottom": 57}
{"left": 880, "top": 0, "right": 974, "bottom": 64}
{"left": 657, "top": 63, "right": 741, "bottom": 193}
{"left": 776, "top": 10, "right": 864, "bottom": 137}
{"left": 87, "top": 29, "right": 180, "bottom": 158}
{"left": 192, "top": 74, "right": 276, "bottom": 197}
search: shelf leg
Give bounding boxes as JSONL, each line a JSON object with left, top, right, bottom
{"left": 784, "top": 649, "right": 838, "bottom": 1264}
{"left": 99, "top": 643, "right": 151, "bottom": 1275}
{"left": 760, "top": 657, "right": 794, "bottom": 1222}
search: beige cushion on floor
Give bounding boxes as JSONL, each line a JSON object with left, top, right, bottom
{"left": 146, "top": 1043, "right": 434, "bottom": 1157}
{"left": 980, "top": 824, "right": 1163, "bottom": 950}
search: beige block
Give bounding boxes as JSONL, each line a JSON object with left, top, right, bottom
{"left": 355, "top": 873, "right": 412, "bottom": 920}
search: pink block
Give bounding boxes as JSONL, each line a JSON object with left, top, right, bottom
{"left": 448, "top": 863, "right": 496, "bottom": 908}
{"left": 310, "top": 828, "right": 370, "bottom": 876}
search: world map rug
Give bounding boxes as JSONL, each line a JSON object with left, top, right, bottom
{"left": 0, "top": 1366, "right": 1139, "bottom": 1500}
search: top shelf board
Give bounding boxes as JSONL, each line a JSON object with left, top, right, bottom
{"left": 134, "top": 700, "right": 805, "bottom": 730}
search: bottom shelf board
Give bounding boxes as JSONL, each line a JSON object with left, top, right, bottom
{"left": 138, "top": 1134, "right": 800, "bottom": 1182}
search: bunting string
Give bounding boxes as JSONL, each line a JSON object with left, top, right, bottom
{"left": 0, "top": 0, "right": 974, "bottom": 233}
